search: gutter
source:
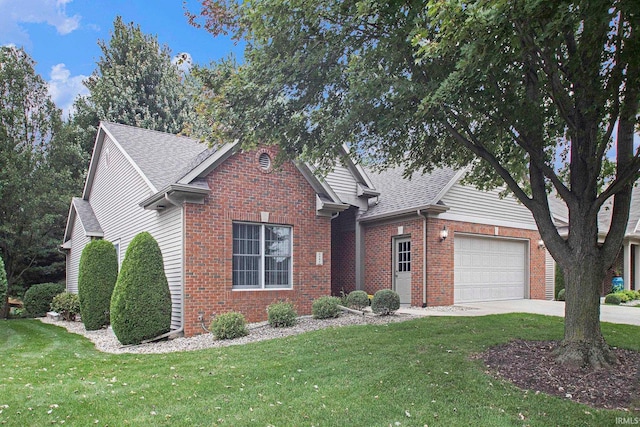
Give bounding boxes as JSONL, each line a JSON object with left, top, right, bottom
{"left": 139, "top": 183, "right": 210, "bottom": 210}
{"left": 359, "top": 203, "right": 450, "bottom": 223}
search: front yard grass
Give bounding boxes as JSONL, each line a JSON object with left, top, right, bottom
{"left": 1, "top": 314, "right": 638, "bottom": 426}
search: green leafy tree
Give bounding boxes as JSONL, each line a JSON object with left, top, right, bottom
{"left": 66, "top": 96, "right": 100, "bottom": 159}
{"left": 191, "top": 0, "right": 640, "bottom": 368}
{"left": 110, "top": 232, "right": 171, "bottom": 345}
{"left": 0, "top": 46, "right": 82, "bottom": 317}
{"left": 73, "top": 16, "right": 192, "bottom": 152}
{"left": 78, "top": 240, "right": 118, "bottom": 330}
{"left": 70, "top": 16, "right": 197, "bottom": 158}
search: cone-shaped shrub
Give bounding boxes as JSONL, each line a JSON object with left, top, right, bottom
{"left": 110, "top": 232, "right": 171, "bottom": 345}
{"left": 78, "top": 239, "right": 118, "bottom": 330}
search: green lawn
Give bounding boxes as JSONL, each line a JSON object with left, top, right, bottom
{"left": 1, "top": 315, "right": 638, "bottom": 426}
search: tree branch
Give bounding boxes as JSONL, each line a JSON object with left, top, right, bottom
{"left": 513, "top": 19, "right": 577, "bottom": 131}
{"left": 441, "top": 114, "right": 535, "bottom": 211}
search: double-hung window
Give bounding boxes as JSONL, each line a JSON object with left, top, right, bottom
{"left": 232, "top": 222, "right": 292, "bottom": 289}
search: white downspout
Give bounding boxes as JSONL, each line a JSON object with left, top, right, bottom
{"left": 155, "top": 191, "right": 186, "bottom": 338}
{"left": 418, "top": 209, "right": 427, "bottom": 307}
{"left": 355, "top": 215, "right": 364, "bottom": 291}
{"left": 624, "top": 240, "right": 632, "bottom": 291}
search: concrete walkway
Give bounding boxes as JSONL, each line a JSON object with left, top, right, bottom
{"left": 398, "top": 299, "right": 640, "bottom": 326}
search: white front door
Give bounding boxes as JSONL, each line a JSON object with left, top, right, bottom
{"left": 393, "top": 237, "right": 412, "bottom": 305}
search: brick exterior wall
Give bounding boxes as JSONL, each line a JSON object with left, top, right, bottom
{"left": 363, "top": 217, "right": 425, "bottom": 306}
{"left": 331, "top": 206, "right": 357, "bottom": 296}
{"left": 183, "top": 147, "right": 332, "bottom": 336}
{"left": 361, "top": 215, "right": 546, "bottom": 307}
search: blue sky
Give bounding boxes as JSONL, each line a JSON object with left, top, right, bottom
{"left": 0, "top": 0, "right": 243, "bottom": 116}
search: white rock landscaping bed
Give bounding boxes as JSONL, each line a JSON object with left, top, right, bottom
{"left": 39, "top": 311, "right": 420, "bottom": 355}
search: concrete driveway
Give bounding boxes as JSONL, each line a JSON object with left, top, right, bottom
{"left": 399, "top": 299, "right": 640, "bottom": 326}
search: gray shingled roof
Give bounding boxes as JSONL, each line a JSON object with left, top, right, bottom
{"left": 102, "top": 122, "right": 210, "bottom": 191}
{"left": 360, "top": 166, "right": 459, "bottom": 219}
{"left": 597, "top": 185, "right": 640, "bottom": 236}
{"left": 546, "top": 186, "right": 640, "bottom": 237}
{"left": 72, "top": 197, "right": 103, "bottom": 236}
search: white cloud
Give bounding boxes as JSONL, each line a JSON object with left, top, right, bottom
{"left": 172, "top": 52, "right": 193, "bottom": 74}
{"left": 47, "top": 63, "right": 88, "bottom": 117}
{"left": 0, "top": 0, "right": 81, "bottom": 45}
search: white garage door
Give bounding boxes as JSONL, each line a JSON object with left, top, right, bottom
{"left": 454, "top": 235, "right": 527, "bottom": 303}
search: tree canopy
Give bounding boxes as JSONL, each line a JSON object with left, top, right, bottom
{"left": 191, "top": 0, "right": 640, "bottom": 368}
{"left": 0, "top": 46, "right": 83, "bottom": 316}
{"left": 70, "top": 16, "right": 196, "bottom": 156}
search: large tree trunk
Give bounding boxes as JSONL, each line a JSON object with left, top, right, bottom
{"left": 555, "top": 252, "right": 617, "bottom": 369}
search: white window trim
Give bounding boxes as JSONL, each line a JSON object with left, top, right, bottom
{"left": 232, "top": 222, "right": 293, "bottom": 290}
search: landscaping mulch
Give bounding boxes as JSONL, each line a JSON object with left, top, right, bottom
{"left": 478, "top": 340, "right": 640, "bottom": 411}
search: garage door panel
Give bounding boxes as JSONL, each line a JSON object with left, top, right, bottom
{"left": 454, "top": 236, "right": 527, "bottom": 303}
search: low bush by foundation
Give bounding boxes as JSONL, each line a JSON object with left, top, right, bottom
{"left": 346, "top": 290, "right": 369, "bottom": 310}
{"left": 210, "top": 311, "right": 249, "bottom": 340}
{"left": 267, "top": 301, "right": 297, "bottom": 327}
{"left": 51, "top": 292, "right": 80, "bottom": 321}
{"left": 312, "top": 296, "right": 340, "bottom": 319}
{"left": 371, "top": 289, "right": 400, "bottom": 315}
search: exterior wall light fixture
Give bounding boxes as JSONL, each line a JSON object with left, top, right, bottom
{"left": 440, "top": 226, "right": 449, "bottom": 241}
{"left": 538, "top": 239, "right": 545, "bottom": 249}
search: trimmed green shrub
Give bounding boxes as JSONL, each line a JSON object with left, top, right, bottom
{"left": 267, "top": 301, "right": 297, "bottom": 327}
{"left": 312, "top": 296, "right": 341, "bottom": 319}
{"left": 23, "top": 283, "right": 65, "bottom": 317}
{"left": 604, "top": 293, "right": 622, "bottom": 305}
{"left": 621, "top": 290, "right": 637, "bottom": 302}
{"left": 78, "top": 239, "right": 118, "bottom": 330}
{"left": 615, "top": 291, "right": 630, "bottom": 303}
{"left": 0, "top": 256, "right": 7, "bottom": 307}
{"left": 51, "top": 292, "right": 80, "bottom": 321}
{"left": 346, "top": 290, "right": 369, "bottom": 310}
{"left": 110, "top": 232, "right": 172, "bottom": 345}
{"left": 556, "top": 288, "right": 566, "bottom": 301}
{"left": 371, "top": 289, "right": 400, "bottom": 315}
{"left": 210, "top": 311, "right": 249, "bottom": 340}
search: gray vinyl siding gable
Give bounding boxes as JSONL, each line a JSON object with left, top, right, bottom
{"left": 325, "top": 163, "right": 358, "bottom": 204}
{"left": 74, "top": 135, "right": 184, "bottom": 330}
{"left": 67, "top": 214, "right": 90, "bottom": 294}
{"left": 440, "top": 183, "right": 537, "bottom": 230}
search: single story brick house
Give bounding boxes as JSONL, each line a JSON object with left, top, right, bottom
{"left": 62, "top": 122, "right": 550, "bottom": 337}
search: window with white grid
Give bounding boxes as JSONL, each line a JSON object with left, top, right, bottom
{"left": 233, "top": 222, "right": 292, "bottom": 289}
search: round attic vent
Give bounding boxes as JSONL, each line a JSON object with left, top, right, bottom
{"left": 258, "top": 152, "right": 272, "bottom": 171}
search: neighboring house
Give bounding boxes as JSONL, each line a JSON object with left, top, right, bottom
{"left": 331, "top": 167, "right": 548, "bottom": 307}
{"left": 549, "top": 188, "right": 640, "bottom": 295}
{"left": 62, "top": 122, "right": 549, "bottom": 338}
